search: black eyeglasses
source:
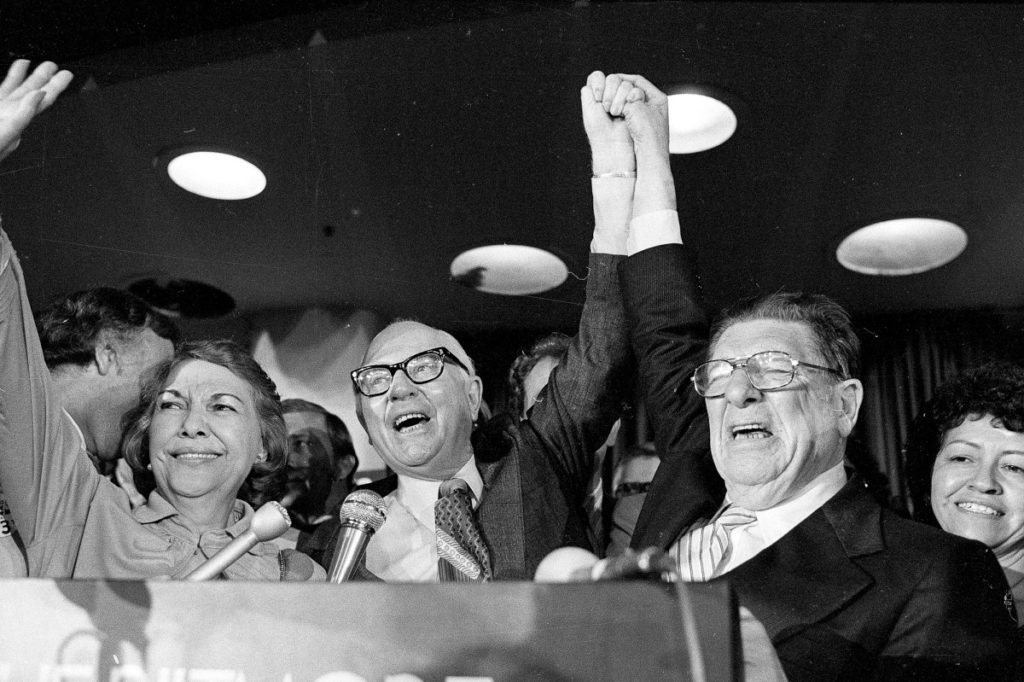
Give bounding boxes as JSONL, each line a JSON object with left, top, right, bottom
{"left": 351, "top": 347, "right": 471, "bottom": 397}
{"left": 691, "top": 350, "right": 843, "bottom": 398}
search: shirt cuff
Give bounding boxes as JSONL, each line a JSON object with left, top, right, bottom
{"left": 627, "top": 209, "right": 682, "bottom": 256}
{"left": 589, "top": 177, "right": 634, "bottom": 255}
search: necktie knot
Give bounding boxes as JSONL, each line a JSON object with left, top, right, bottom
{"left": 717, "top": 505, "right": 756, "bottom": 529}
{"left": 674, "top": 504, "right": 756, "bottom": 582}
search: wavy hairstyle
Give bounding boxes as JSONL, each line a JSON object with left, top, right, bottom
{"left": 120, "top": 339, "right": 287, "bottom": 508}
{"left": 36, "top": 286, "right": 179, "bottom": 369}
{"left": 904, "top": 360, "right": 1024, "bottom": 524}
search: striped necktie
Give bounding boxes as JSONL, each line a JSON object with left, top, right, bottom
{"left": 435, "top": 478, "right": 492, "bottom": 582}
{"left": 674, "top": 505, "right": 756, "bottom": 582}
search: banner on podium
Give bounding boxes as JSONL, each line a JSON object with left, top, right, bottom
{"left": 0, "top": 579, "right": 736, "bottom": 682}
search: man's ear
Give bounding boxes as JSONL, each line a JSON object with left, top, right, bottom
{"left": 835, "top": 378, "right": 864, "bottom": 437}
{"left": 93, "top": 342, "right": 118, "bottom": 376}
{"left": 466, "top": 375, "right": 484, "bottom": 421}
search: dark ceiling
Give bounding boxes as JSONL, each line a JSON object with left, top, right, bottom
{"left": 3, "top": 1, "right": 1024, "bottom": 335}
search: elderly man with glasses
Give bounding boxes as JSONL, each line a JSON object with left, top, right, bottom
{"left": 616, "top": 73, "right": 1017, "bottom": 680}
{"left": 307, "top": 72, "right": 674, "bottom": 581}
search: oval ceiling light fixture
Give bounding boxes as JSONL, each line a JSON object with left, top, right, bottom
{"left": 667, "top": 89, "right": 737, "bottom": 154}
{"left": 836, "top": 217, "right": 967, "bottom": 276}
{"left": 128, "top": 277, "right": 236, "bottom": 318}
{"left": 450, "top": 244, "right": 568, "bottom": 296}
{"left": 162, "top": 148, "right": 266, "bottom": 200}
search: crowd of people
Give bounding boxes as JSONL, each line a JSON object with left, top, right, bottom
{"left": 0, "top": 59, "right": 1021, "bottom": 680}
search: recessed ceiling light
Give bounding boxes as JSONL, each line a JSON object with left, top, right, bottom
{"left": 836, "top": 218, "right": 967, "bottom": 276}
{"left": 450, "top": 245, "right": 568, "bottom": 296}
{"left": 162, "top": 149, "right": 266, "bottom": 200}
{"left": 667, "top": 92, "right": 737, "bottom": 154}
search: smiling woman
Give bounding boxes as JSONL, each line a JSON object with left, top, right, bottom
{"left": 120, "top": 341, "right": 296, "bottom": 524}
{"left": 904, "top": 361, "right": 1024, "bottom": 624}
{"left": 0, "top": 252, "right": 325, "bottom": 580}
{"left": 122, "top": 342, "right": 287, "bottom": 518}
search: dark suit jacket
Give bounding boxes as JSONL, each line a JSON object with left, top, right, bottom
{"left": 303, "top": 252, "right": 630, "bottom": 580}
{"left": 620, "top": 244, "right": 1017, "bottom": 681}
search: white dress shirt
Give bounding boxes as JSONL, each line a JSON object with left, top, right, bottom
{"left": 674, "top": 462, "right": 848, "bottom": 577}
{"left": 365, "top": 458, "right": 484, "bottom": 582}
{"left": 364, "top": 186, "right": 677, "bottom": 581}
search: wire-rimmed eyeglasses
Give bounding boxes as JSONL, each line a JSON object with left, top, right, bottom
{"left": 351, "top": 347, "right": 470, "bottom": 397}
{"left": 691, "top": 350, "right": 843, "bottom": 398}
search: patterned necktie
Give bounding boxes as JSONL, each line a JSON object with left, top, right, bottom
{"left": 435, "top": 478, "right": 492, "bottom": 582}
{"left": 674, "top": 505, "right": 756, "bottom": 582}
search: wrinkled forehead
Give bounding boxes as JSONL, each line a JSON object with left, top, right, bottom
{"left": 363, "top": 321, "right": 474, "bottom": 371}
{"left": 161, "top": 358, "right": 254, "bottom": 403}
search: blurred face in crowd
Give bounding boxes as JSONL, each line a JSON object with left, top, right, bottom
{"left": 147, "top": 360, "right": 264, "bottom": 507}
{"left": 705, "top": 319, "right": 862, "bottom": 510}
{"left": 521, "top": 355, "right": 560, "bottom": 419}
{"left": 284, "top": 409, "right": 331, "bottom": 483}
{"left": 358, "top": 322, "right": 482, "bottom": 481}
{"left": 284, "top": 410, "right": 335, "bottom": 503}
{"left": 931, "top": 414, "right": 1024, "bottom": 559}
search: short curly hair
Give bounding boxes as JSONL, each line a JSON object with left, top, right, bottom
{"left": 903, "top": 360, "right": 1024, "bottom": 525}
{"left": 36, "top": 287, "right": 179, "bottom": 369}
{"left": 120, "top": 339, "right": 287, "bottom": 508}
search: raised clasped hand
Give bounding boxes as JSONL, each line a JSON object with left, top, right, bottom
{"left": 581, "top": 71, "right": 645, "bottom": 175}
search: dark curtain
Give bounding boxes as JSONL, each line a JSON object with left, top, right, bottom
{"left": 855, "top": 310, "right": 1021, "bottom": 514}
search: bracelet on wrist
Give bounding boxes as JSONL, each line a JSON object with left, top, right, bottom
{"left": 592, "top": 170, "right": 637, "bottom": 179}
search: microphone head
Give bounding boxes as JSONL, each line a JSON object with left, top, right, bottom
{"left": 534, "top": 546, "right": 599, "bottom": 583}
{"left": 250, "top": 500, "right": 292, "bottom": 541}
{"left": 339, "top": 490, "right": 387, "bottom": 532}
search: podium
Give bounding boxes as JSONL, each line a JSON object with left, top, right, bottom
{"left": 0, "top": 579, "right": 737, "bottom": 682}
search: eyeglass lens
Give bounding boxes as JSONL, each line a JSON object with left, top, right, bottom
{"left": 356, "top": 351, "right": 445, "bottom": 396}
{"left": 696, "top": 351, "right": 795, "bottom": 395}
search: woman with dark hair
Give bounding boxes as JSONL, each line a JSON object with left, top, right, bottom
{"left": 904, "top": 360, "right": 1024, "bottom": 622}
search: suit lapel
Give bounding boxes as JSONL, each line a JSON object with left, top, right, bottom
{"left": 476, "top": 455, "right": 524, "bottom": 579}
{"left": 726, "top": 479, "right": 883, "bottom": 642}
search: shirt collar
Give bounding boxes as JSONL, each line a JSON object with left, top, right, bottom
{"left": 133, "top": 491, "right": 250, "bottom": 534}
{"left": 744, "top": 461, "right": 847, "bottom": 545}
{"left": 394, "top": 457, "right": 484, "bottom": 522}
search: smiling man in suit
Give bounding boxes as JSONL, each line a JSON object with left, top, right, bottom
{"left": 307, "top": 71, "right": 687, "bottom": 581}
{"left": 611, "top": 73, "right": 1018, "bottom": 681}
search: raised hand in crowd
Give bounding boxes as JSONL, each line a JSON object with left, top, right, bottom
{"left": 0, "top": 60, "right": 72, "bottom": 162}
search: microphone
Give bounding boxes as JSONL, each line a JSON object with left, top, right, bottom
{"left": 185, "top": 501, "right": 292, "bottom": 581}
{"left": 327, "top": 490, "right": 387, "bottom": 582}
{"left": 534, "top": 546, "right": 678, "bottom": 583}
{"left": 534, "top": 546, "right": 600, "bottom": 582}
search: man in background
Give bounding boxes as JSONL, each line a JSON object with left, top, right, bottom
{"left": 280, "top": 398, "right": 358, "bottom": 537}
{"left": 36, "top": 287, "right": 178, "bottom": 476}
